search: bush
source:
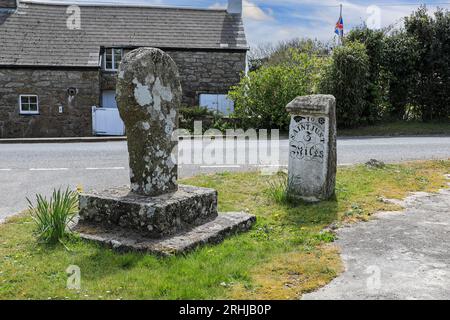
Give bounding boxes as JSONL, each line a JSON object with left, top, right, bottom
{"left": 403, "top": 7, "right": 450, "bottom": 121}
{"left": 179, "top": 106, "right": 238, "bottom": 133}
{"left": 319, "top": 41, "right": 371, "bottom": 128}
{"left": 179, "top": 106, "right": 215, "bottom": 131}
{"left": 229, "top": 50, "right": 324, "bottom": 131}
{"left": 380, "top": 32, "right": 420, "bottom": 119}
{"left": 347, "top": 27, "right": 385, "bottom": 123}
{"left": 248, "top": 38, "right": 329, "bottom": 72}
{"left": 27, "top": 188, "right": 78, "bottom": 245}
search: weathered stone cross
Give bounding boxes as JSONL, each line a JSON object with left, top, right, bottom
{"left": 76, "top": 47, "right": 255, "bottom": 255}
{"left": 116, "top": 48, "right": 182, "bottom": 196}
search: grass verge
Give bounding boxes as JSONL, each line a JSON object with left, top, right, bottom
{"left": 338, "top": 121, "right": 450, "bottom": 137}
{"left": 0, "top": 160, "right": 448, "bottom": 300}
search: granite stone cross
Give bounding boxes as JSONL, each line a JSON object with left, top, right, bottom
{"left": 76, "top": 47, "right": 256, "bottom": 254}
{"left": 116, "top": 47, "right": 182, "bottom": 197}
{"left": 285, "top": 95, "right": 337, "bottom": 202}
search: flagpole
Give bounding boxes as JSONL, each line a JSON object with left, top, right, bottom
{"left": 339, "top": 4, "right": 343, "bottom": 46}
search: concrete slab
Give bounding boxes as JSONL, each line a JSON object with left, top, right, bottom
{"left": 303, "top": 181, "right": 450, "bottom": 300}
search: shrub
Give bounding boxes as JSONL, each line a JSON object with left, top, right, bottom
{"left": 179, "top": 106, "right": 215, "bottom": 132}
{"left": 229, "top": 50, "right": 325, "bottom": 131}
{"left": 403, "top": 7, "right": 450, "bottom": 121}
{"left": 319, "top": 41, "right": 371, "bottom": 128}
{"left": 179, "top": 106, "right": 237, "bottom": 133}
{"left": 248, "top": 38, "right": 329, "bottom": 71}
{"left": 380, "top": 32, "right": 420, "bottom": 119}
{"left": 346, "top": 27, "right": 385, "bottom": 123}
{"left": 27, "top": 188, "right": 78, "bottom": 245}
{"left": 377, "top": 7, "right": 449, "bottom": 122}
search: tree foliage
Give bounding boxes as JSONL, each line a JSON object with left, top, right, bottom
{"left": 380, "top": 32, "right": 420, "bottom": 119}
{"left": 248, "top": 38, "right": 330, "bottom": 71}
{"left": 348, "top": 7, "right": 450, "bottom": 122}
{"left": 346, "top": 27, "right": 385, "bottom": 123}
{"left": 319, "top": 42, "right": 371, "bottom": 128}
{"left": 402, "top": 7, "right": 450, "bottom": 121}
{"left": 231, "top": 7, "right": 449, "bottom": 130}
{"left": 229, "top": 49, "right": 325, "bottom": 130}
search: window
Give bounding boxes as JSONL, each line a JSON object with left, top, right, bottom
{"left": 199, "top": 94, "right": 235, "bottom": 116}
{"left": 103, "top": 48, "right": 123, "bottom": 71}
{"left": 19, "top": 95, "right": 39, "bottom": 115}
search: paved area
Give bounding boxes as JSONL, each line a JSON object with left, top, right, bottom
{"left": 303, "top": 175, "right": 450, "bottom": 300}
{"left": 0, "top": 136, "right": 449, "bottom": 222}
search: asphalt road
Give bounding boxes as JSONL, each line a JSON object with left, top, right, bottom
{"left": 0, "top": 136, "right": 449, "bottom": 222}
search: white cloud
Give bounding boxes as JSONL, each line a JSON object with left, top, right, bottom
{"left": 244, "top": 0, "right": 450, "bottom": 46}
{"left": 243, "top": 0, "right": 273, "bottom": 21}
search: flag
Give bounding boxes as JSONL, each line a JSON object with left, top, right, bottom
{"left": 335, "top": 16, "right": 344, "bottom": 37}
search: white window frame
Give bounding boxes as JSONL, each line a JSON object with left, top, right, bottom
{"left": 103, "top": 48, "right": 123, "bottom": 71}
{"left": 19, "top": 94, "right": 39, "bottom": 115}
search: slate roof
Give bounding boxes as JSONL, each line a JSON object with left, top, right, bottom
{"left": 0, "top": 1, "right": 248, "bottom": 67}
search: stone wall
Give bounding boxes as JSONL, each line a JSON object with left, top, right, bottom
{"left": 101, "top": 49, "right": 247, "bottom": 106}
{"left": 0, "top": 49, "right": 245, "bottom": 138}
{"left": 0, "top": 68, "right": 100, "bottom": 138}
{"left": 168, "top": 50, "right": 247, "bottom": 106}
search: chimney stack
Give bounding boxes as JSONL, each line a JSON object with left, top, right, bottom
{"left": 0, "top": 0, "right": 17, "bottom": 10}
{"left": 227, "top": 0, "right": 242, "bottom": 15}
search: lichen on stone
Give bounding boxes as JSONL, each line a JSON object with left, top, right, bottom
{"left": 116, "top": 47, "right": 182, "bottom": 197}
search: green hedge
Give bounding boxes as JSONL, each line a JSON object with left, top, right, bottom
{"left": 227, "top": 7, "right": 448, "bottom": 130}
{"left": 319, "top": 42, "right": 371, "bottom": 128}
{"left": 229, "top": 50, "right": 324, "bottom": 130}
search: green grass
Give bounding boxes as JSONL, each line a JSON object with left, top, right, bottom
{"left": 0, "top": 160, "right": 449, "bottom": 300}
{"left": 338, "top": 121, "right": 450, "bottom": 137}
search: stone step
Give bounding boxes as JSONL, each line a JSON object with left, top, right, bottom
{"left": 78, "top": 185, "right": 218, "bottom": 238}
{"left": 73, "top": 212, "right": 256, "bottom": 256}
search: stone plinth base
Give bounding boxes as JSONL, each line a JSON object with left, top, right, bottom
{"left": 73, "top": 212, "right": 256, "bottom": 256}
{"left": 78, "top": 185, "right": 218, "bottom": 238}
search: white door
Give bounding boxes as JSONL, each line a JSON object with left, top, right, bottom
{"left": 92, "top": 107, "right": 125, "bottom": 136}
{"left": 102, "top": 90, "right": 118, "bottom": 108}
{"left": 92, "top": 91, "right": 125, "bottom": 136}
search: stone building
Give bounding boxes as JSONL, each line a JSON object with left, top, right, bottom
{"left": 0, "top": 0, "right": 247, "bottom": 138}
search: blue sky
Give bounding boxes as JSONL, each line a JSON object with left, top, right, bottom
{"left": 28, "top": 0, "right": 450, "bottom": 45}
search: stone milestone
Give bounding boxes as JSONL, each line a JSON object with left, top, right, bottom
{"left": 75, "top": 48, "right": 255, "bottom": 255}
{"left": 286, "top": 95, "right": 337, "bottom": 202}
